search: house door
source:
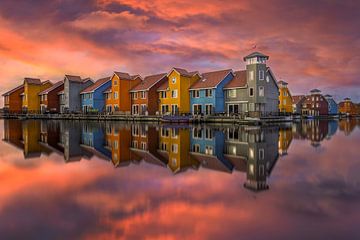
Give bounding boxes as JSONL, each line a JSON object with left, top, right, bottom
{"left": 193, "top": 104, "right": 202, "bottom": 115}
{"left": 205, "top": 105, "right": 212, "bottom": 115}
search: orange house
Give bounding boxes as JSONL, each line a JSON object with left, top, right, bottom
{"left": 2, "top": 84, "right": 24, "bottom": 113}
{"left": 105, "top": 72, "right": 142, "bottom": 113}
{"left": 339, "top": 98, "right": 357, "bottom": 116}
{"left": 129, "top": 73, "right": 167, "bottom": 115}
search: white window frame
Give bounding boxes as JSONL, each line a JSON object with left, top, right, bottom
{"left": 259, "top": 70, "right": 264, "bottom": 80}
{"left": 259, "top": 86, "right": 264, "bottom": 97}
{"left": 172, "top": 77, "right": 176, "bottom": 84}
{"left": 172, "top": 90, "right": 178, "bottom": 98}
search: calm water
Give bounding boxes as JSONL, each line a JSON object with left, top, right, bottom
{"left": 0, "top": 119, "right": 360, "bottom": 239}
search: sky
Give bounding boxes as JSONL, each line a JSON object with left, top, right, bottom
{"left": 0, "top": 0, "right": 359, "bottom": 106}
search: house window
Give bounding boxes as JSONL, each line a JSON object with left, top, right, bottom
{"left": 259, "top": 149, "right": 264, "bottom": 160}
{"left": 171, "top": 128, "right": 178, "bottom": 138}
{"left": 141, "top": 142, "right": 147, "bottom": 150}
{"left": 172, "top": 77, "right": 176, "bottom": 84}
{"left": 259, "top": 70, "right": 264, "bottom": 80}
{"left": 172, "top": 90, "right": 178, "bottom": 98}
{"left": 259, "top": 86, "right": 264, "bottom": 97}
{"left": 205, "top": 146, "right": 213, "bottom": 155}
{"left": 192, "top": 90, "right": 200, "bottom": 98}
{"left": 133, "top": 92, "right": 138, "bottom": 99}
{"left": 283, "top": 99, "right": 287, "bottom": 105}
{"left": 161, "top": 128, "right": 170, "bottom": 137}
{"left": 161, "top": 142, "right": 167, "bottom": 151}
{"left": 205, "top": 89, "right": 213, "bottom": 97}
{"left": 132, "top": 141, "right": 138, "bottom": 148}
{"left": 205, "top": 128, "right": 213, "bottom": 139}
{"left": 114, "top": 140, "right": 118, "bottom": 149}
{"left": 114, "top": 92, "right": 118, "bottom": 99}
{"left": 141, "top": 91, "right": 146, "bottom": 99}
{"left": 193, "top": 128, "right": 202, "bottom": 139}
{"left": 249, "top": 71, "right": 254, "bottom": 81}
{"left": 171, "top": 144, "right": 178, "bottom": 153}
{"left": 228, "top": 89, "right": 236, "bottom": 98}
{"left": 172, "top": 158, "right": 177, "bottom": 166}
{"left": 160, "top": 91, "right": 166, "bottom": 98}
{"left": 266, "top": 76, "right": 270, "bottom": 82}
{"left": 249, "top": 148, "right": 254, "bottom": 159}
{"left": 249, "top": 88, "right": 254, "bottom": 97}
{"left": 193, "top": 144, "right": 200, "bottom": 153}
{"left": 205, "top": 104, "right": 212, "bottom": 115}
{"left": 114, "top": 80, "right": 117, "bottom": 85}
{"left": 284, "top": 91, "right": 287, "bottom": 97}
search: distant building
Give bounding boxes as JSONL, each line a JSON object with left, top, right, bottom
{"left": 2, "top": 84, "right": 24, "bottom": 113}
{"left": 223, "top": 52, "right": 279, "bottom": 117}
{"left": 339, "top": 97, "right": 357, "bottom": 115}
{"left": 59, "top": 75, "right": 94, "bottom": 113}
{"left": 278, "top": 80, "right": 293, "bottom": 113}
{"left": 80, "top": 76, "right": 111, "bottom": 113}
{"left": 302, "top": 89, "right": 328, "bottom": 116}
{"left": 129, "top": 73, "right": 167, "bottom": 115}
{"left": 324, "top": 94, "right": 338, "bottom": 115}
{"left": 189, "top": 69, "right": 234, "bottom": 115}
{"left": 292, "top": 95, "right": 306, "bottom": 114}
{"left": 38, "top": 81, "right": 64, "bottom": 113}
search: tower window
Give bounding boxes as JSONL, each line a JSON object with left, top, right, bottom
{"left": 249, "top": 71, "right": 254, "bottom": 81}
{"left": 249, "top": 88, "right": 254, "bottom": 97}
{"left": 259, "top": 70, "right": 264, "bottom": 80}
{"left": 259, "top": 86, "right": 264, "bottom": 97}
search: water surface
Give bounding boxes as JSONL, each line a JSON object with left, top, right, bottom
{"left": 0, "top": 119, "right": 360, "bottom": 239}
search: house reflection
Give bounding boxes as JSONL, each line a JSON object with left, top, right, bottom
{"left": 338, "top": 118, "right": 357, "bottom": 136}
{"left": 2, "top": 119, "right": 350, "bottom": 193}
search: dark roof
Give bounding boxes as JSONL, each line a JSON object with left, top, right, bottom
{"left": 292, "top": 95, "right": 306, "bottom": 104}
{"left": 324, "top": 94, "right": 332, "bottom": 98}
{"left": 190, "top": 153, "right": 233, "bottom": 173}
{"left": 130, "top": 73, "right": 167, "bottom": 92}
{"left": 344, "top": 97, "right": 351, "bottom": 101}
{"left": 310, "top": 89, "right": 321, "bottom": 93}
{"left": 81, "top": 77, "right": 111, "bottom": 94}
{"left": 190, "top": 69, "right": 233, "bottom": 90}
{"left": 223, "top": 70, "right": 247, "bottom": 89}
{"left": 243, "top": 52, "right": 269, "bottom": 61}
{"left": 277, "top": 80, "right": 288, "bottom": 85}
{"left": 2, "top": 84, "right": 24, "bottom": 96}
{"left": 38, "top": 81, "right": 64, "bottom": 95}
{"left": 157, "top": 80, "right": 169, "bottom": 91}
{"left": 170, "top": 67, "right": 199, "bottom": 77}
{"left": 114, "top": 72, "right": 141, "bottom": 80}
{"left": 24, "top": 78, "right": 41, "bottom": 85}
{"left": 65, "top": 75, "right": 82, "bottom": 82}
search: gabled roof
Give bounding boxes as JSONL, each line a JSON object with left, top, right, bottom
{"left": 80, "top": 77, "right": 111, "bottom": 94}
{"left": 103, "top": 86, "right": 112, "bottom": 93}
{"left": 24, "top": 78, "right": 41, "bottom": 85}
{"left": 223, "top": 70, "right": 247, "bottom": 89}
{"left": 292, "top": 95, "right": 306, "bottom": 104}
{"left": 114, "top": 71, "right": 142, "bottom": 81}
{"left": 2, "top": 84, "right": 24, "bottom": 96}
{"left": 130, "top": 73, "right": 167, "bottom": 92}
{"left": 157, "top": 80, "right": 169, "bottom": 91}
{"left": 243, "top": 52, "right": 269, "bottom": 61}
{"left": 344, "top": 97, "right": 351, "bottom": 101}
{"left": 65, "top": 75, "right": 82, "bottom": 82}
{"left": 190, "top": 153, "right": 233, "bottom": 173}
{"left": 38, "top": 81, "right": 64, "bottom": 95}
{"left": 168, "top": 67, "right": 200, "bottom": 78}
{"left": 190, "top": 69, "right": 233, "bottom": 90}
{"left": 277, "top": 80, "right": 288, "bottom": 86}
{"left": 324, "top": 94, "right": 332, "bottom": 98}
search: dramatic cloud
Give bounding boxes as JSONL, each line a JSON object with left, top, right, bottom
{"left": 0, "top": 0, "right": 360, "bottom": 106}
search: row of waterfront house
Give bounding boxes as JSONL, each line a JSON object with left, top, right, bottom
{"left": 2, "top": 52, "right": 359, "bottom": 118}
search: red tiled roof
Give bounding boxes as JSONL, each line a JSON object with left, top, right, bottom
{"left": 130, "top": 73, "right": 167, "bottom": 92}
{"left": 157, "top": 80, "right": 169, "bottom": 91}
{"left": 292, "top": 95, "right": 305, "bottom": 104}
{"left": 190, "top": 69, "right": 232, "bottom": 90}
{"left": 38, "top": 81, "right": 64, "bottom": 95}
{"left": 2, "top": 84, "right": 24, "bottom": 96}
{"left": 81, "top": 77, "right": 111, "bottom": 94}
{"left": 223, "top": 70, "right": 247, "bottom": 89}
{"left": 24, "top": 78, "right": 41, "bottom": 85}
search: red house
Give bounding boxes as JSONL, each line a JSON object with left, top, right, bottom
{"left": 129, "top": 73, "right": 167, "bottom": 115}
{"left": 38, "top": 81, "right": 64, "bottom": 113}
{"left": 302, "top": 89, "right": 328, "bottom": 116}
{"left": 2, "top": 84, "right": 24, "bottom": 113}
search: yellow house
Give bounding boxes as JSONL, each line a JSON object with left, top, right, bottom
{"left": 158, "top": 127, "right": 199, "bottom": 173}
{"left": 22, "top": 78, "right": 53, "bottom": 113}
{"left": 278, "top": 80, "right": 293, "bottom": 113}
{"left": 278, "top": 127, "right": 293, "bottom": 156}
{"left": 157, "top": 68, "right": 200, "bottom": 115}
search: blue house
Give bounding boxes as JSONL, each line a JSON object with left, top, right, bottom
{"left": 324, "top": 94, "right": 338, "bottom": 115}
{"left": 81, "top": 123, "right": 112, "bottom": 160}
{"left": 189, "top": 127, "right": 233, "bottom": 173}
{"left": 189, "top": 69, "right": 234, "bottom": 115}
{"left": 80, "top": 77, "right": 111, "bottom": 113}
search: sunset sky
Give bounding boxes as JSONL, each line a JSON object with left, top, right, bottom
{"left": 0, "top": 0, "right": 359, "bottom": 106}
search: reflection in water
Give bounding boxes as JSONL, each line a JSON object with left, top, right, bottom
{"left": 3, "top": 118, "right": 356, "bottom": 192}
{"left": 1, "top": 118, "right": 360, "bottom": 239}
